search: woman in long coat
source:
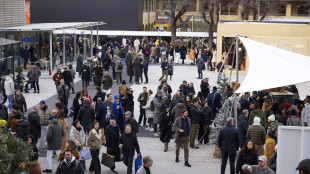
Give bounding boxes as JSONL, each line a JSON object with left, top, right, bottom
{"left": 160, "top": 106, "right": 172, "bottom": 152}
{"left": 73, "top": 92, "right": 84, "bottom": 121}
{"left": 188, "top": 47, "right": 196, "bottom": 65}
{"left": 105, "top": 118, "right": 121, "bottom": 173}
{"left": 127, "top": 59, "right": 134, "bottom": 84}
{"left": 57, "top": 110, "right": 69, "bottom": 147}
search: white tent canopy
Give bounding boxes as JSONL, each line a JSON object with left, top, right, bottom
{"left": 235, "top": 36, "right": 310, "bottom": 93}
{"left": 53, "top": 29, "right": 217, "bottom": 38}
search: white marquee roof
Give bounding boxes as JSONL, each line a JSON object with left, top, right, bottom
{"left": 235, "top": 36, "right": 310, "bottom": 93}
{"left": 53, "top": 29, "right": 216, "bottom": 38}
{"left": 0, "top": 22, "right": 105, "bottom": 31}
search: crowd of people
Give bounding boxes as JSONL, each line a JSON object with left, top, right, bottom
{"left": 0, "top": 37, "right": 310, "bottom": 174}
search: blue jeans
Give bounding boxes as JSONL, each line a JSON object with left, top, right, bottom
{"left": 220, "top": 148, "right": 236, "bottom": 174}
{"left": 32, "top": 81, "right": 40, "bottom": 92}
{"left": 7, "top": 94, "right": 14, "bottom": 111}
{"left": 138, "top": 108, "right": 146, "bottom": 125}
{"left": 121, "top": 58, "right": 125, "bottom": 66}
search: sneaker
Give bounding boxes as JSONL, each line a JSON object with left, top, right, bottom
{"left": 149, "top": 128, "right": 154, "bottom": 132}
{"left": 138, "top": 124, "right": 142, "bottom": 127}
{"left": 145, "top": 127, "right": 150, "bottom": 131}
{"left": 88, "top": 171, "right": 94, "bottom": 174}
{"left": 43, "top": 169, "right": 52, "bottom": 173}
{"left": 184, "top": 161, "right": 191, "bottom": 167}
{"left": 154, "top": 133, "right": 159, "bottom": 137}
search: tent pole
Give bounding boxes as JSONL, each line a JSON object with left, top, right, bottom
{"left": 91, "top": 27, "right": 93, "bottom": 58}
{"left": 63, "top": 31, "right": 66, "bottom": 67}
{"left": 236, "top": 36, "right": 239, "bottom": 82}
{"left": 49, "top": 31, "right": 53, "bottom": 73}
{"left": 74, "top": 30, "right": 76, "bottom": 61}
{"left": 97, "top": 25, "right": 99, "bottom": 47}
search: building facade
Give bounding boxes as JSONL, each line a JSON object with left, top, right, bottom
{"left": 0, "top": 0, "right": 25, "bottom": 28}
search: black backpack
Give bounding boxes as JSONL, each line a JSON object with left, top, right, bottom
{"left": 117, "top": 61, "right": 123, "bottom": 70}
{"left": 0, "top": 105, "right": 6, "bottom": 121}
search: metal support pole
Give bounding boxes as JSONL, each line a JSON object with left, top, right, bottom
{"left": 96, "top": 25, "right": 99, "bottom": 47}
{"left": 74, "top": 31, "right": 76, "bottom": 62}
{"left": 236, "top": 36, "right": 239, "bottom": 82}
{"left": 63, "top": 32, "right": 66, "bottom": 67}
{"left": 83, "top": 33, "right": 86, "bottom": 59}
{"left": 49, "top": 32, "right": 53, "bottom": 73}
{"left": 91, "top": 27, "right": 93, "bottom": 58}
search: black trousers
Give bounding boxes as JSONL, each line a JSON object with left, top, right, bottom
{"left": 82, "top": 80, "right": 88, "bottom": 89}
{"left": 123, "top": 155, "right": 134, "bottom": 174}
{"left": 144, "top": 69, "right": 148, "bottom": 83}
{"left": 139, "top": 108, "right": 146, "bottom": 125}
{"left": 32, "top": 81, "right": 40, "bottom": 92}
{"left": 221, "top": 148, "right": 236, "bottom": 174}
{"left": 197, "top": 123, "right": 209, "bottom": 144}
{"left": 198, "top": 68, "right": 203, "bottom": 78}
{"left": 89, "top": 149, "right": 101, "bottom": 174}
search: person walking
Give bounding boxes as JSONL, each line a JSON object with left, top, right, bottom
{"left": 28, "top": 106, "right": 41, "bottom": 143}
{"left": 57, "top": 110, "right": 69, "bottom": 147}
{"left": 218, "top": 117, "right": 239, "bottom": 174}
{"left": 12, "top": 89, "right": 27, "bottom": 114}
{"left": 238, "top": 109, "right": 249, "bottom": 148}
{"left": 101, "top": 71, "right": 113, "bottom": 94}
{"left": 57, "top": 79, "right": 70, "bottom": 106}
{"left": 197, "top": 56, "right": 204, "bottom": 79}
{"left": 136, "top": 156, "right": 153, "bottom": 174}
{"left": 43, "top": 116, "right": 64, "bottom": 173}
{"left": 95, "top": 97, "right": 107, "bottom": 142}
{"left": 78, "top": 99, "right": 95, "bottom": 136}
{"left": 120, "top": 124, "right": 141, "bottom": 174}
{"left": 87, "top": 121, "right": 103, "bottom": 174}
{"left": 55, "top": 149, "right": 85, "bottom": 174}
{"left": 93, "top": 63, "right": 104, "bottom": 87}
{"left": 158, "top": 58, "right": 168, "bottom": 81}
{"left": 72, "top": 92, "right": 84, "bottom": 121}
{"left": 235, "top": 140, "right": 258, "bottom": 174}
{"left": 189, "top": 99, "right": 208, "bottom": 148}
{"left": 207, "top": 86, "right": 222, "bottom": 120}
{"left": 4, "top": 75, "right": 15, "bottom": 110}
{"left": 115, "top": 56, "right": 123, "bottom": 85}
{"left": 133, "top": 54, "right": 143, "bottom": 84}
{"left": 37, "top": 100, "right": 51, "bottom": 148}
{"left": 30, "top": 64, "right": 41, "bottom": 93}
{"left": 63, "top": 67, "right": 73, "bottom": 90}
{"left": 173, "top": 109, "right": 191, "bottom": 167}
{"left": 105, "top": 117, "right": 121, "bottom": 173}
{"left": 124, "top": 111, "right": 139, "bottom": 134}
{"left": 197, "top": 102, "right": 212, "bottom": 144}
{"left": 180, "top": 44, "right": 187, "bottom": 64}
{"left": 81, "top": 61, "right": 90, "bottom": 89}
{"left": 153, "top": 90, "right": 163, "bottom": 137}
{"left": 93, "top": 86, "right": 106, "bottom": 109}
{"left": 113, "top": 95, "right": 125, "bottom": 134}
{"left": 124, "top": 88, "right": 135, "bottom": 114}
{"left": 70, "top": 119, "right": 86, "bottom": 171}
{"left": 143, "top": 57, "right": 149, "bottom": 84}
{"left": 76, "top": 53, "right": 83, "bottom": 77}
{"left": 138, "top": 87, "right": 148, "bottom": 127}
{"left": 22, "top": 46, "right": 30, "bottom": 69}
{"left": 160, "top": 105, "right": 173, "bottom": 152}
{"left": 127, "top": 58, "right": 135, "bottom": 84}
{"left": 53, "top": 69, "right": 64, "bottom": 89}
{"left": 247, "top": 117, "right": 266, "bottom": 156}
{"left": 142, "top": 89, "right": 154, "bottom": 131}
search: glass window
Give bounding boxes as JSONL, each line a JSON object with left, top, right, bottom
{"left": 260, "top": 2, "right": 286, "bottom": 16}
{"left": 189, "top": 0, "right": 197, "bottom": 12}
{"left": 221, "top": 2, "right": 238, "bottom": 15}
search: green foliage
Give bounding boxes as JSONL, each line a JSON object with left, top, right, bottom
{"left": 0, "top": 129, "right": 34, "bottom": 174}
{"left": 15, "top": 66, "right": 23, "bottom": 74}
{"left": 217, "top": 73, "right": 229, "bottom": 97}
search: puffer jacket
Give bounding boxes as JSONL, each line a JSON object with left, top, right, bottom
{"left": 46, "top": 119, "right": 64, "bottom": 150}
{"left": 87, "top": 128, "right": 102, "bottom": 150}
{"left": 4, "top": 75, "right": 15, "bottom": 96}
{"left": 69, "top": 125, "right": 86, "bottom": 146}
{"left": 143, "top": 95, "right": 154, "bottom": 119}
{"left": 38, "top": 106, "right": 51, "bottom": 126}
{"left": 16, "top": 119, "right": 30, "bottom": 141}
{"left": 246, "top": 125, "right": 266, "bottom": 146}
{"left": 264, "top": 133, "right": 277, "bottom": 165}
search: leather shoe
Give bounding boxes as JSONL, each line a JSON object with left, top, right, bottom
{"left": 43, "top": 169, "right": 52, "bottom": 173}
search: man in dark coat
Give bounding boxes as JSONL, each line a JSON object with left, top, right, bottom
{"left": 76, "top": 53, "right": 83, "bottom": 77}
{"left": 200, "top": 78, "right": 210, "bottom": 99}
{"left": 62, "top": 67, "right": 73, "bottom": 88}
{"left": 124, "top": 88, "right": 134, "bottom": 115}
{"left": 81, "top": 62, "right": 90, "bottom": 89}
{"left": 120, "top": 124, "right": 141, "bottom": 174}
{"left": 77, "top": 99, "right": 95, "bottom": 135}
{"left": 55, "top": 149, "right": 85, "bottom": 174}
{"left": 57, "top": 80, "right": 70, "bottom": 106}
{"left": 179, "top": 81, "right": 188, "bottom": 98}
{"left": 218, "top": 117, "right": 239, "bottom": 174}
{"left": 207, "top": 86, "right": 222, "bottom": 120}
{"left": 28, "top": 106, "right": 41, "bottom": 143}
{"left": 105, "top": 117, "right": 121, "bottom": 173}
{"left": 95, "top": 98, "right": 107, "bottom": 129}
{"left": 237, "top": 109, "right": 249, "bottom": 148}
{"left": 133, "top": 54, "right": 143, "bottom": 84}
{"left": 93, "top": 86, "right": 106, "bottom": 109}
{"left": 22, "top": 46, "right": 30, "bottom": 69}
{"left": 12, "top": 89, "right": 27, "bottom": 114}
{"left": 101, "top": 71, "right": 113, "bottom": 94}
{"left": 124, "top": 111, "right": 139, "bottom": 134}
{"left": 180, "top": 44, "right": 187, "bottom": 64}
{"left": 16, "top": 114, "right": 30, "bottom": 141}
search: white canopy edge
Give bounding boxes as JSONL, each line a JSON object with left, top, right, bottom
{"left": 235, "top": 36, "right": 310, "bottom": 93}
{"left": 0, "top": 22, "right": 105, "bottom": 31}
{"left": 53, "top": 29, "right": 217, "bottom": 38}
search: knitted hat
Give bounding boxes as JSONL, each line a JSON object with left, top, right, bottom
{"left": 178, "top": 99, "right": 184, "bottom": 103}
{"left": 48, "top": 115, "right": 56, "bottom": 120}
{"left": 40, "top": 100, "right": 46, "bottom": 105}
{"left": 296, "top": 159, "right": 310, "bottom": 170}
{"left": 268, "top": 114, "right": 275, "bottom": 121}
{"left": 253, "top": 117, "right": 261, "bottom": 125}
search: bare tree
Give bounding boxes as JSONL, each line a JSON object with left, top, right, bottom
{"left": 201, "top": 0, "right": 221, "bottom": 48}
{"left": 163, "top": 0, "right": 190, "bottom": 46}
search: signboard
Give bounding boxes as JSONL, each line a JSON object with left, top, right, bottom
{"left": 21, "top": 37, "right": 37, "bottom": 43}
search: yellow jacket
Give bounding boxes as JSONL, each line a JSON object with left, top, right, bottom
{"left": 264, "top": 134, "right": 276, "bottom": 165}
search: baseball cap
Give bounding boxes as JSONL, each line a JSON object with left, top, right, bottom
{"left": 258, "top": 155, "right": 267, "bottom": 162}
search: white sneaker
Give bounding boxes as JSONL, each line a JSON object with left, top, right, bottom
{"left": 149, "top": 128, "right": 154, "bottom": 132}
{"left": 145, "top": 127, "right": 150, "bottom": 131}
{"left": 154, "top": 133, "right": 159, "bottom": 137}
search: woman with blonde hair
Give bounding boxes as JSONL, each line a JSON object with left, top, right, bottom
{"left": 57, "top": 110, "right": 68, "bottom": 147}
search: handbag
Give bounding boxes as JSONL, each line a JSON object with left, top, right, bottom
{"left": 135, "top": 156, "right": 142, "bottom": 174}
{"left": 213, "top": 145, "right": 221, "bottom": 159}
{"left": 101, "top": 153, "right": 115, "bottom": 168}
{"left": 80, "top": 147, "right": 91, "bottom": 160}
